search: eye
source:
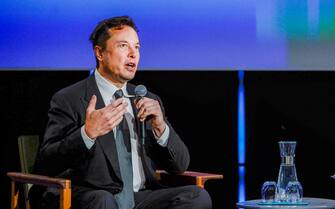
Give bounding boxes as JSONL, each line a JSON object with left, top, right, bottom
{"left": 119, "top": 43, "right": 127, "bottom": 48}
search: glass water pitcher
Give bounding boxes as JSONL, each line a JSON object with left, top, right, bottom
{"left": 276, "top": 141, "right": 298, "bottom": 201}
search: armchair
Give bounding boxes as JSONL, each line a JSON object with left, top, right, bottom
{"left": 8, "top": 135, "right": 223, "bottom": 209}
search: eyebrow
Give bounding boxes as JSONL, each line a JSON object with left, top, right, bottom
{"left": 116, "top": 40, "right": 140, "bottom": 46}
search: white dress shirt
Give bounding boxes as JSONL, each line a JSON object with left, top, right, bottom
{"left": 80, "top": 70, "right": 169, "bottom": 191}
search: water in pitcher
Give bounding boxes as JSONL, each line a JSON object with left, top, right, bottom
{"left": 276, "top": 141, "right": 298, "bottom": 201}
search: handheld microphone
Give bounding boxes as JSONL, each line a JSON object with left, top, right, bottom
{"left": 134, "top": 85, "right": 147, "bottom": 145}
{"left": 134, "top": 85, "right": 147, "bottom": 98}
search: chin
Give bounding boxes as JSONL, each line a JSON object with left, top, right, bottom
{"left": 122, "top": 73, "right": 136, "bottom": 82}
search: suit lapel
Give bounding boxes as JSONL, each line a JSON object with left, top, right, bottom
{"left": 81, "top": 75, "right": 122, "bottom": 179}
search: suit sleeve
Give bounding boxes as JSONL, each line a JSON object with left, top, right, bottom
{"left": 146, "top": 95, "right": 190, "bottom": 174}
{"left": 36, "top": 92, "right": 89, "bottom": 176}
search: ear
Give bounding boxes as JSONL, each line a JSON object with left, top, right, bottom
{"left": 94, "top": 46, "right": 103, "bottom": 62}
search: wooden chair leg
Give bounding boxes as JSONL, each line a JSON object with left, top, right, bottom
{"left": 11, "top": 181, "right": 19, "bottom": 209}
{"left": 60, "top": 187, "right": 71, "bottom": 209}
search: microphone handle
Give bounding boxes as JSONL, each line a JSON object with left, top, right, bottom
{"left": 137, "top": 95, "right": 145, "bottom": 145}
{"left": 140, "top": 121, "right": 145, "bottom": 145}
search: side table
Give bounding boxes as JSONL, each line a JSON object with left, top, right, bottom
{"left": 237, "top": 197, "right": 335, "bottom": 209}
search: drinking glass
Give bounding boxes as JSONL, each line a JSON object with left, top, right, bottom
{"left": 261, "top": 181, "right": 277, "bottom": 203}
{"left": 285, "top": 181, "right": 303, "bottom": 203}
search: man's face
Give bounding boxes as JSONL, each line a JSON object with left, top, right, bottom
{"left": 97, "top": 25, "right": 140, "bottom": 86}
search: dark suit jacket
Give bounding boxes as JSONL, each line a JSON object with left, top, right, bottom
{"left": 34, "top": 75, "right": 190, "bottom": 194}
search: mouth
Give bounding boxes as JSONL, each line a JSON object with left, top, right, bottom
{"left": 125, "top": 62, "right": 136, "bottom": 70}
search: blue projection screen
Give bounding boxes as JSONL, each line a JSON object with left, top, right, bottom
{"left": 0, "top": 0, "right": 334, "bottom": 70}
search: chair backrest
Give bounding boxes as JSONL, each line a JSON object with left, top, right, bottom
{"left": 18, "top": 135, "right": 40, "bottom": 205}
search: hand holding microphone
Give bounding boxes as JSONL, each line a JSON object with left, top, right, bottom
{"left": 135, "top": 85, "right": 167, "bottom": 140}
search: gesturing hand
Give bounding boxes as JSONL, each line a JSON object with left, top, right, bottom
{"left": 136, "top": 97, "right": 167, "bottom": 137}
{"left": 85, "top": 95, "right": 127, "bottom": 139}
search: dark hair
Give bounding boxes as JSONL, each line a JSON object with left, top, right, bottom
{"left": 89, "top": 16, "right": 139, "bottom": 67}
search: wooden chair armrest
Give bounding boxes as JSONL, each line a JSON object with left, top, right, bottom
{"left": 7, "top": 172, "right": 71, "bottom": 189}
{"left": 7, "top": 172, "right": 71, "bottom": 209}
{"left": 155, "top": 170, "right": 223, "bottom": 188}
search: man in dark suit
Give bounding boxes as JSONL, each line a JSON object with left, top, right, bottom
{"left": 33, "top": 16, "right": 212, "bottom": 209}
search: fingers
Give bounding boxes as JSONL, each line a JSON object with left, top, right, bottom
{"left": 103, "top": 103, "right": 127, "bottom": 123}
{"left": 135, "top": 97, "right": 150, "bottom": 110}
{"left": 96, "top": 103, "right": 127, "bottom": 136}
{"left": 138, "top": 104, "right": 158, "bottom": 120}
{"left": 85, "top": 97, "right": 128, "bottom": 138}
{"left": 135, "top": 97, "right": 166, "bottom": 136}
{"left": 109, "top": 98, "right": 126, "bottom": 108}
{"left": 136, "top": 98, "right": 162, "bottom": 121}
{"left": 105, "top": 108, "right": 126, "bottom": 129}
{"left": 86, "top": 95, "right": 97, "bottom": 115}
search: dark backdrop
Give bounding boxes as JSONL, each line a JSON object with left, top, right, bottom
{"left": 245, "top": 72, "right": 335, "bottom": 200}
{"left": 1, "top": 71, "right": 335, "bottom": 209}
{"left": 0, "top": 71, "right": 237, "bottom": 209}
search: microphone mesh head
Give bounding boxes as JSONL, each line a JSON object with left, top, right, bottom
{"left": 135, "top": 85, "right": 147, "bottom": 97}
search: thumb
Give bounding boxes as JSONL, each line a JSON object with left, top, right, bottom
{"left": 86, "top": 95, "right": 97, "bottom": 115}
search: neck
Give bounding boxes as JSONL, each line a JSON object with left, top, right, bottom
{"left": 97, "top": 67, "right": 125, "bottom": 89}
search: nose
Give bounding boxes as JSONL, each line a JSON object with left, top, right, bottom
{"left": 128, "top": 46, "right": 137, "bottom": 58}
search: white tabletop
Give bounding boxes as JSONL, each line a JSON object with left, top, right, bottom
{"left": 236, "top": 197, "right": 335, "bottom": 209}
